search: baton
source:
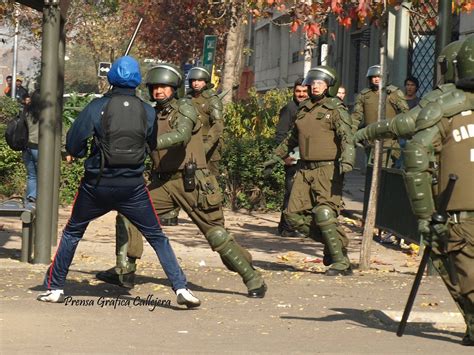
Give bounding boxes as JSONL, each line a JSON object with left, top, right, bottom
{"left": 397, "top": 174, "right": 458, "bottom": 337}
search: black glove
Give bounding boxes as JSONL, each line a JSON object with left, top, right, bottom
{"left": 262, "top": 159, "right": 278, "bottom": 177}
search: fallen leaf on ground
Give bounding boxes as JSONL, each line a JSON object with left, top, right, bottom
{"left": 303, "top": 257, "right": 322, "bottom": 263}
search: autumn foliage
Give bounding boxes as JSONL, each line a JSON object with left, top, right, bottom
{"left": 249, "top": 0, "right": 473, "bottom": 39}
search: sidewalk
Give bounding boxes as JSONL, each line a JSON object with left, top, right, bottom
{"left": 0, "top": 172, "right": 469, "bottom": 353}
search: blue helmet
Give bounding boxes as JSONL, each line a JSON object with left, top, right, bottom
{"left": 107, "top": 56, "right": 141, "bottom": 88}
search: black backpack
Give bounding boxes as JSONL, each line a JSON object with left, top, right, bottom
{"left": 5, "top": 111, "right": 29, "bottom": 151}
{"left": 96, "top": 94, "right": 148, "bottom": 171}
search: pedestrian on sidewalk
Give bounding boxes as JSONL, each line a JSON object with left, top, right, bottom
{"left": 37, "top": 56, "right": 200, "bottom": 309}
{"left": 275, "top": 78, "right": 308, "bottom": 238}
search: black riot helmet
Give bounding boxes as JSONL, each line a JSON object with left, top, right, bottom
{"left": 145, "top": 63, "right": 183, "bottom": 103}
{"left": 454, "top": 34, "right": 474, "bottom": 90}
{"left": 366, "top": 65, "right": 381, "bottom": 90}
{"left": 187, "top": 66, "right": 213, "bottom": 93}
{"left": 187, "top": 66, "right": 211, "bottom": 83}
{"left": 303, "top": 66, "right": 339, "bottom": 99}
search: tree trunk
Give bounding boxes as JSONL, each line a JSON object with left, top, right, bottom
{"left": 221, "top": 3, "right": 245, "bottom": 105}
{"left": 359, "top": 14, "right": 389, "bottom": 271}
{"left": 303, "top": 0, "right": 313, "bottom": 76}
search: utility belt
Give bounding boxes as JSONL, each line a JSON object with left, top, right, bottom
{"left": 449, "top": 211, "right": 474, "bottom": 224}
{"left": 301, "top": 160, "right": 335, "bottom": 170}
{"left": 153, "top": 171, "right": 182, "bottom": 181}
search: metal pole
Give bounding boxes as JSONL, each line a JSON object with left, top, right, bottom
{"left": 393, "top": 2, "right": 411, "bottom": 88}
{"left": 34, "top": 3, "right": 61, "bottom": 264}
{"left": 50, "top": 16, "right": 66, "bottom": 248}
{"left": 11, "top": 9, "right": 20, "bottom": 100}
{"left": 434, "top": 0, "right": 452, "bottom": 84}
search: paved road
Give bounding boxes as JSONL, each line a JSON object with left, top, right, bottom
{"left": 0, "top": 171, "right": 470, "bottom": 353}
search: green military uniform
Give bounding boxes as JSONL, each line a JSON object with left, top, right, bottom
{"left": 352, "top": 66, "right": 409, "bottom": 167}
{"left": 405, "top": 95, "right": 474, "bottom": 346}
{"left": 145, "top": 96, "right": 264, "bottom": 296}
{"left": 189, "top": 88, "right": 224, "bottom": 176}
{"left": 270, "top": 66, "right": 355, "bottom": 275}
{"left": 352, "top": 85, "right": 408, "bottom": 129}
{"left": 354, "top": 36, "right": 474, "bottom": 346}
{"left": 159, "top": 68, "right": 225, "bottom": 225}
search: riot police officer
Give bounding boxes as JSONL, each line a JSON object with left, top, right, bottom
{"left": 352, "top": 65, "right": 409, "bottom": 167}
{"left": 354, "top": 36, "right": 474, "bottom": 346}
{"left": 97, "top": 63, "right": 267, "bottom": 298}
{"left": 187, "top": 66, "right": 224, "bottom": 176}
{"left": 265, "top": 66, "right": 355, "bottom": 276}
{"left": 353, "top": 39, "right": 464, "bottom": 144}
{"left": 159, "top": 66, "right": 225, "bottom": 226}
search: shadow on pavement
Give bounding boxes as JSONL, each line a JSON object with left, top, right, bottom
{"left": 281, "top": 307, "right": 464, "bottom": 345}
{"left": 29, "top": 268, "right": 247, "bottom": 299}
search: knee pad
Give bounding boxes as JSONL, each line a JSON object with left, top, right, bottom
{"left": 206, "top": 226, "right": 232, "bottom": 252}
{"left": 312, "top": 206, "right": 337, "bottom": 228}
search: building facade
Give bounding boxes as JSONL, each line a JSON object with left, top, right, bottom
{"left": 249, "top": 3, "right": 474, "bottom": 107}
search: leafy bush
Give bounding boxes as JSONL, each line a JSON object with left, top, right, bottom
{"left": 0, "top": 96, "right": 21, "bottom": 124}
{"left": 59, "top": 93, "right": 97, "bottom": 203}
{"left": 221, "top": 87, "right": 292, "bottom": 211}
{"left": 0, "top": 124, "right": 26, "bottom": 197}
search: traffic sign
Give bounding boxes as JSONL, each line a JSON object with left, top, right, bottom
{"left": 202, "top": 35, "right": 217, "bottom": 73}
{"left": 98, "top": 62, "right": 111, "bottom": 78}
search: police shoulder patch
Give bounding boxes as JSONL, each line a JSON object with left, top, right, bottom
{"left": 322, "top": 97, "right": 341, "bottom": 110}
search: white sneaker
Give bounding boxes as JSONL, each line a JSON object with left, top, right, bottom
{"left": 399, "top": 239, "right": 411, "bottom": 250}
{"left": 176, "top": 288, "right": 201, "bottom": 308}
{"left": 37, "top": 290, "right": 65, "bottom": 303}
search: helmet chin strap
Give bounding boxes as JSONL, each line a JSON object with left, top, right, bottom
{"left": 190, "top": 83, "right": 210, "bottom": 95}
{"left": 310, "top": 89, "right": 327, "bottom": 102}
{"left": 369, "top": 80, "right": 379, "bottom": 91}
{"left": 155, "top": 96, "right": 172, "bottom": 109}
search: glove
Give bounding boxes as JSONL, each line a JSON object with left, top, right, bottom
{"left": 353, "top": 129, "right": 368, "bottom": 147}
{"left": 418, "top": 219, "right": 449, "bottom": 250}
{"left": 262, "top": 159, "right": 278, "bottom": 177}
{"left": 418, "top": 219, "right": 431, "bottom": 241}
{"left": 339, "top": 161, "right": 353, "bottom": 174}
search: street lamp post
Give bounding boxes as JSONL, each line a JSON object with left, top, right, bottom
{"left": 11, "top": 9, "right": 19, "bottom": 100}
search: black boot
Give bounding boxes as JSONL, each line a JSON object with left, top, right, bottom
{"left": 248, "top": 282, "right": 267, "bottom": 298}
{"left": 96, "top": 267, "right": 135, "bottom": 289}
{"left": 161, "top": 216, "right": 178, "bottom": 226}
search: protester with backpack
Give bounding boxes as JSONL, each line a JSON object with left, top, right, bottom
{"left": 4, "top": 92, "right": 39, "bottom": 206}
{"left": 36, "top": 56, "right": 201, "bottom": 308}
{"left": 22, "top": 92, "right": 40, "bottom": 206}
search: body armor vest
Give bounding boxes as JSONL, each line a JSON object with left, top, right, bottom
{"left": 296, "top": 99, "right": 340, "bottom": 161}
{"left": 362, "top": 90, "right": 398, "bottom": 125}
{"left": 153, "top": 107, "right": 207, "bottom": 173}
{"left": 439, "top": 110, "right": 474, "bottom": 211}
